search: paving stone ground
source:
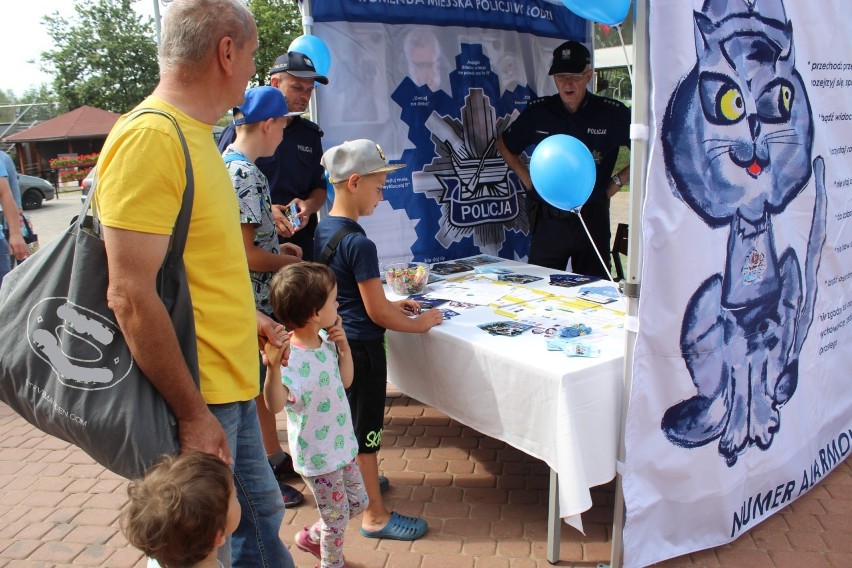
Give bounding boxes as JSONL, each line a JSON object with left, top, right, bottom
{"left": 2, "top": 192, "right": 849, "bottom": 567}
{"left": 0, "top": 395, "right": 850, "bottom": 568}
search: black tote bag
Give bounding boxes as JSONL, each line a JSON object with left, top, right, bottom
{"left": 0, "top": 109, "right": 199, "bottom": 479}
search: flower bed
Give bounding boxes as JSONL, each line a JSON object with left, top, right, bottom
{"left": 59, "top": 167, "right": 93, "bottom": 183}
{"left": 49, "top": 153, "right": 99, "bottom": 169}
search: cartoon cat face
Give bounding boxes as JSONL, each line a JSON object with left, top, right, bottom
{"left": 663, "top": 5, "right": 812, "bottom": 225}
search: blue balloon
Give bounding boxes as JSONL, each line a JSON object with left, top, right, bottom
{"left": 560, "top": 0, "right": 630, "bottom": 26}
{"left": 529, "top": 135, "right": 596, "bottom": 212}
{"left": 288, "top": 34, "right": 331, "bottom": 76}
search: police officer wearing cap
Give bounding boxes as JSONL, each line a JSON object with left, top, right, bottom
{"left": 497, "top": 40, "right": 630, "bottom": 278}
{"left": 219, "top": 50, "right": 328, "bottom": 261}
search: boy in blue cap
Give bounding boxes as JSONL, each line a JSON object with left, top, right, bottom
{"left": 222, "top": 85, "right": 305, "bottom": 507}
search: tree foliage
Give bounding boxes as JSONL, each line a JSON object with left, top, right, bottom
{"left": 0, "top": 90, "right": 14, "bottom": 123}
{"left": 40, "top": 0, "right": 158, "bottom": 113}
{"left": 17, "top": 87, "right": 62, "bottom": 121}
{"left": 0, "top": 87, "right": 61, "bottom": 124}
{"left": 250, "top": 0, "right": 303, "bottom": 86}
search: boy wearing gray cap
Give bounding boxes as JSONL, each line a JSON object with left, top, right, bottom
{"left": 312, "top": 140, "right": 442, "bottom": 543}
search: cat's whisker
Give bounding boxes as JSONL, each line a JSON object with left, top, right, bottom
{"left": 764, "top": 131, "right": 797, "bottom": 141}
{"left": 704, "top": 141, "right": 737, "bottom": 147}
{"left": 705, "top": 143, "right": 737, "bottom": 153}
{"left": 707, "top": 146, "right": 732, "bottom": 158}
{"left": 766, "top": 134, "right": 800, "bottom": 141}
{"left": 765, "top": 129, "right": 797, "bottom": 138}
{"left": 706, "top": 149, "right": 732, "bottom": 166}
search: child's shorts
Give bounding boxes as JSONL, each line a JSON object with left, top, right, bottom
{"left": 347, "top": 337, "right": 387, "bottom": 454}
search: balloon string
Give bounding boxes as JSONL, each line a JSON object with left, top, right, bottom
{"left": 615, "top": 24, "right": 634, "bottom": 86}
{"left": 571, "top": 208, "right": 616, "bottom": 285}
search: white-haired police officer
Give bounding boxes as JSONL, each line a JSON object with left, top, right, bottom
{"left": 497, "top": 40, "right": 630, "bottom": 278}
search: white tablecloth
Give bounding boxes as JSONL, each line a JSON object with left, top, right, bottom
{"left": 386, "top": 260, "right": 625, "bottom": 531}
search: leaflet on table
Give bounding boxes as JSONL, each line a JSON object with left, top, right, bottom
{"left": 462, "top": 254, "right": 502, "bottom": 266}
{"left": 546, "top": 337, "right": 603, "bottom": 357}
{"left": 576, "top": 284, "right": 622, "bottom": 305}
{"left": 495, "top": 296, "right": 624, "bottom": 335}
{"left": 495, "top": 294, "right": 617, "bottom": 318}
{"left": 428, "top": 275, "right": 520, "bottom": 305}
{"left": 473, "top": 265, "right": 514, "bottom": 275}
{"left": 489, "top": 286, "right": 552, "bottom": 309}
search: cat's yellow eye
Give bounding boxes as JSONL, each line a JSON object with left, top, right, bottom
{"left": 780, "top": 86, "right": 792, "bottom": 112}
{"left": 719, "top": 88, "right": 744, "bottom": 121}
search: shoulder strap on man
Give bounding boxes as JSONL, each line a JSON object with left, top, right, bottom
{"left": 319, "top": 225, "right": 364, "bottom": 265}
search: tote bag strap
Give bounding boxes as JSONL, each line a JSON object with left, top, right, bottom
{"left": 80, "top": 108, "right": 194, "bottom": 266}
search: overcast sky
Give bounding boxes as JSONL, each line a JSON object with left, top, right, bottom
{"left": 0, "top": 0, "right": 157, "bottom": 96}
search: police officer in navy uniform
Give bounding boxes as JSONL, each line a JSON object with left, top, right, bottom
{"left": 218, "top": 51, "right": 328, "bottom": 261}
{"left": 497, "top": 40, "right": 630, "bottom": 279}
{"left": 217, "top": 51, "right": 329, "bottom": 508}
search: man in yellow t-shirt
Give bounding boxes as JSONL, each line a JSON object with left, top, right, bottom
{"left": 95, "top": 1, "right": 294, "bottom": 566}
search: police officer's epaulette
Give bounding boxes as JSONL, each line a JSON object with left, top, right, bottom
{"left": 527, "top": 96, "right": 549, "bottom": 107}
{"left": 297, "top": 117, "right": 324, "bottom": 137}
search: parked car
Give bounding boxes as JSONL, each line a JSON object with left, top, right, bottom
{"left": 80, "top": 169, "right": 95, "bottom": 202}
{"left": 18, "top": 174, "right": 56, "bottom": 210}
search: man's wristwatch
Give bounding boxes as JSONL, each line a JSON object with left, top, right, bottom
{"left": 611, "top": 174, "right": 623, "bottom": 188}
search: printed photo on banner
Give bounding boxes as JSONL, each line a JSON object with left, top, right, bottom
{"left": 314, "top": 2, "right": 585, "bottom": 266}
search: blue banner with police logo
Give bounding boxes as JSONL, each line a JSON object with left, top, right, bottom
{"left": 313, "top": 1, "right": 586, "bottom": 264}
{"left": 312, "top": 0, "right": 585, "bottom": 39}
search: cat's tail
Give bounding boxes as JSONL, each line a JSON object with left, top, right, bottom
{"left": 795, "top": 155, "right": 827, "bottom": 353}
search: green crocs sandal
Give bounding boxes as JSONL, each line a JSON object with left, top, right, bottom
{"left": 360, "top": 511, "right": 428, "bottom": 541}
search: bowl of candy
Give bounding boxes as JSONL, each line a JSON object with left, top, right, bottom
{"left": 385, "top": 262, "right": 430, "bottom": 295}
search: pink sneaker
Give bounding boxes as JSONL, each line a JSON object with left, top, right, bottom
{"left": 295, "top": 527, "right": 321, "bottom": 559}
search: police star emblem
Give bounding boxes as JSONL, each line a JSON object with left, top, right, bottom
{"left": 412, "top": 88, "right": 528, "bottom": 249}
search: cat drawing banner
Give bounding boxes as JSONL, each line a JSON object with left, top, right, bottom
{"left": 623, "top": 0, "right": 852, "bottom": 565}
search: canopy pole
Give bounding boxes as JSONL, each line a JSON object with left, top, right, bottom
{"left": 610, "top": 0, "right": 650, "bottom": 566}
{"left": 299, "top": 0, "right": 320, "bottom": 127}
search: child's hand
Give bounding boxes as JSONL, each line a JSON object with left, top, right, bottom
{"left": 262, "top": 334, "right": 290, "bottom": 368}
{"left": 280, "top": 242, "right": 303, "bottom": 259}
{"left": 395, "top": 298, "right": 421, "bottom": 315}
{"left": 416, "top": 308, "right": 444, "bottom": 331}
{"left": 271, "top": 204, "right": 296, "bottom": 237}
{"left": 289, "top": 199, "right": 311, "bottom": 231}
{"left": 325, "top": 316, "right": 350, "bottom": 355}
{"left": 257, "top": 312, "right": 290, "bottom": 367}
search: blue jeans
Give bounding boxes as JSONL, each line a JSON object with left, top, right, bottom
{"left": 0, "top": 234, "right": 12, "bottom": 286}
{"left": 0, "top": 238, "right": 10, "bottom": 288}
{"left": 209, "top": 401, "right": 294, "bottom": 568}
